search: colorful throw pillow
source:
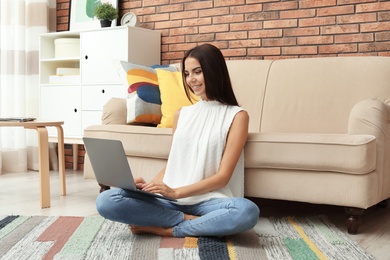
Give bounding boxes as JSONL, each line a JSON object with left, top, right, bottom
{"left": 115, "top": 60, "right": 177, "bottom": 125}
{"left": 156, "top": 69, "right": 199, "bottom": 128}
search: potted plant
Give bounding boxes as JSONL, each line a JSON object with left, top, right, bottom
{"left": 94, "top": 2, "right": 119, "bottom": 28}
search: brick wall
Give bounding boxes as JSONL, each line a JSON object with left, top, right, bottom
{"left": 64, "top": 144, "right": 85, "bottom": 170}
{"left": 57, "top": 0, "right": 390, "bottom": 64}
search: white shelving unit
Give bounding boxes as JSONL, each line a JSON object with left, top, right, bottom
{"left": 39, "top": 26, "right": 161, "bottom": 169}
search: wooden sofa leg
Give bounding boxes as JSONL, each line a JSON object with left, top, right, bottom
{"left": 99, "top": 184, "right": 111, "bottom": 193}
{"left": 344, "top": 207, "right": 364, "bottom": 235}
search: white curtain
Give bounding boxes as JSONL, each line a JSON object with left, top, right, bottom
{"left": 0, "top": 0, "right": 56, "bottom": 174}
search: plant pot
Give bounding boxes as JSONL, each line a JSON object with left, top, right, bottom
{"left": 100, "top": 20, "right": 112, "bottom": 28}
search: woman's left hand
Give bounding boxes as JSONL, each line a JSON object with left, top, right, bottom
{"left": 142, "top": 181, "right": 178, "bottom": 199}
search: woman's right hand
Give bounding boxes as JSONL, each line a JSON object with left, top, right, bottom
{"left": 134, "top": 177, "right": 146, "bottom": 189}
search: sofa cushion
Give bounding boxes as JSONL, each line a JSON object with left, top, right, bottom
{"left": 156, "top": 69, "right": 199, "bottom": 128}
{"left": 261, "top": 57, "right": 390, "bottom": 134}
{"left": 245, "top": 133, "right": 376, "bottom": 174}
{"left": 225, "top": 60, "right": 273, "bottom": 132}
{"left": 115, "top": 60, "right": 177, "bottom": 125}
{"left": 84, "top": 124, "right": 172, "bottom": 159}
{"left": 101, "top": 98, "right": 127, "bottom": 125}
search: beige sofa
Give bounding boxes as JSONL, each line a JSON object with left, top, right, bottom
{"left": 84, "top": 57, "right": 390, "bottom": 234}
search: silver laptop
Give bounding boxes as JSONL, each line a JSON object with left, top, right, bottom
{"left": 83, "top": 137, "right": 176, "bottom": 201}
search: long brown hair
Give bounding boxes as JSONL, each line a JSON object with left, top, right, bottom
{"left": 181, "top": 44, "right": 239, "bottom": 106}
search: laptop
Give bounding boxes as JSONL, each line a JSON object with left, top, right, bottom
{"left": 83, "top": 137, "right": 176, "bottom": 201}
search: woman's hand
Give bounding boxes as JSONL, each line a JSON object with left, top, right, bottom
{"left": 134, "top": 177, "right": 146, "bottom": 189}
{"left": 142, "top": 181, "right": 178, "bottom": 199}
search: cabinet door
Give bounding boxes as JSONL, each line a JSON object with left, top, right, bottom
{"left": 81, "top": 29, "right": 127, "bottom": 84}
{"left": 82, "top": 84, "right": 126, "bottom": 111}
{"left": 40, "top": 86, "right": 82, "bottom": 137}
{"left": 82, "top": 111, "right": 103, "bottom": 131}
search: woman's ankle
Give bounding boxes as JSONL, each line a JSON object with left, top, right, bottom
{"left": 184, "top": 214, "right": 198, "bottom": 221}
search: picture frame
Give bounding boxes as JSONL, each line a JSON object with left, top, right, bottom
{"left": 69, "top": 0, "right": 118, "bottom": 31}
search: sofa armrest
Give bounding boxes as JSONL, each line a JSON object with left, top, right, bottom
{"left": 348, "top": 99, "right": 388, "bottom": 196}
{"left": 348, "top": 99, "right": 387, "bottom": 139}
{"left": 101, "top": 97, "right": 127, "bottom": 125}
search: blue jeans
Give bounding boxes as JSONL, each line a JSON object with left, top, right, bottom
{"left": 96, "top": 188, "right": 260, "bottom": 237}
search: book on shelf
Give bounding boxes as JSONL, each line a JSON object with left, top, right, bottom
{"left": 56, "top": 67, "right": 80, "bottom": 76}
{"left": 0, "top": 117, "right": 36, "bottom": 122}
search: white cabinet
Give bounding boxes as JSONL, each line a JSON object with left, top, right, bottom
{"left": 40, "top": 86, "right": 82, "bottom": 136}
{"left": 81, "top": 85, "right": 124, "bottom": 110}
{"left": 39, "top": 26, "right": 161, "bottom": 141}
{"left": 81, "top": 29, "right": 128, "bottom": 84}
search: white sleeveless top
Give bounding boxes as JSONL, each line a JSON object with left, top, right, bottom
{"left": 163, "top": 99, "right": 245, "bottom": 204}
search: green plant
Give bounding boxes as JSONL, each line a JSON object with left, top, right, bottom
{"left": 94, "top": 3, "right": 118, "bottom": 21}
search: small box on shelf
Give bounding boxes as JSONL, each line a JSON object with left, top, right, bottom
{"left": 55, "top": 38, "right": 80, "bottom": 59}
{"left": 56, "top": 67, "right": 80, "bottom": 75}
{"left": 49, "top": 75, "right": 81, "bottom": 84}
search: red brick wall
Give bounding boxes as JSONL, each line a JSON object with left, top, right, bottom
{"left": 64, "top": 144, "right": 85, "bottom": 170}
{"left": 57, "top": 0, "right": 390, "bottom": 63}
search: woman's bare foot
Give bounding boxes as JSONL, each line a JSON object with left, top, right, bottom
{"left": 128, "top": 214, "right": 198, "bottom": 237}
{"left": 129, "top": 225, "right": 173, "bottom": 237}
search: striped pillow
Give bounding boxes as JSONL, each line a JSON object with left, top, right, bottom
{"left": 116, "top": 60, "right": 177, "bottom": 125}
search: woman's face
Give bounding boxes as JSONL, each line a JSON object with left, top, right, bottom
{"left": 184, "top": 57, "right": 207, "bottom": 100}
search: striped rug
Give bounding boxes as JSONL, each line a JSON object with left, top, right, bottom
{"left": 0, "top": 215, "right": 374, "bottom": 260}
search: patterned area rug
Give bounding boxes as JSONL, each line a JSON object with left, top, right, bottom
{"left": 0, "top": 215, "right": 374, "bottom": 260}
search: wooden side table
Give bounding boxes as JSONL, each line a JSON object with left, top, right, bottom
{"left": 0, "top": 121, "right": 66, "bottom": 208}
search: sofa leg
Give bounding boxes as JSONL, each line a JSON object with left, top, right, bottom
{"left": 99, "top": 183, "right": 111, "bottom": 193}
{"left": 344, "top": 207, "right": 364, "bottom": 235}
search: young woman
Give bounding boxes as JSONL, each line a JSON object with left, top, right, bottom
{"left": 96, "top": 44, "right": 260, "bottom": 237}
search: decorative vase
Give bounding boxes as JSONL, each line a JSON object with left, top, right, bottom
{"left": 100, "top": 20, "right": 112, "bottom": 28}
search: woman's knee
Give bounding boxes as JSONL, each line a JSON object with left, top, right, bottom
{"left": 96, "top": 189, "right": 120, "bottom": 217}
{"left": 236, "top": 198, "right": 260, "bottom": 228}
